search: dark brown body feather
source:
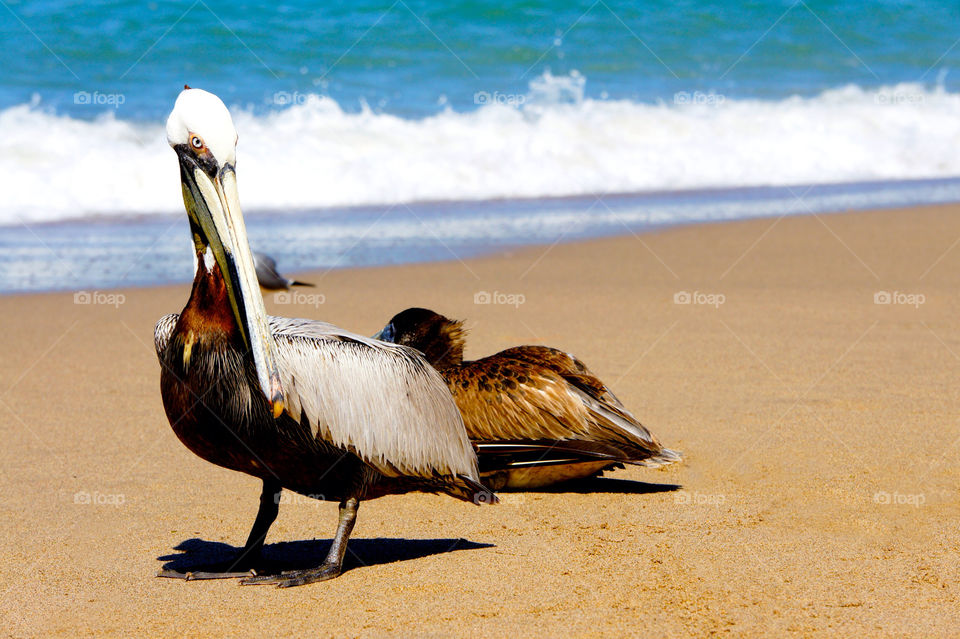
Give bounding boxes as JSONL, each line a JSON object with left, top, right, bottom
{"left": 159, "top": 265, "right": 483, "bottom": 504}
{"left": 378, "top": 308, "right": 681, "bottom": 490}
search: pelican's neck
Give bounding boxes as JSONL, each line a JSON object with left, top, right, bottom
{"left": 420, "top": 321, "right": 466, "bottom": 370}
{"left": 177, "top": 249, "right": 242, "bottom": 340}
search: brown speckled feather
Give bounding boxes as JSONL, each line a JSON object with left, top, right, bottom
{"left": 444, "top": 360, "right": 604, "bottom": 440}
{"left": 378, "top": 308, "right": 681, "bottom": 489}
{"left": 444, "top": 352, "right": 666, "bottom": 461}
{"left": 495, "top": 345, "right": 626, "bottom": 408}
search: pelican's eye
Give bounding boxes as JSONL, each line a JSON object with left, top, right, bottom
{"left": 190, "top": 135, "right": 204, "bottom": 150}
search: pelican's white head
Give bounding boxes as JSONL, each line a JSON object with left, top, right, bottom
{"left": 166, "top": 87, "right": 238, "bottom": 168}
{"left": 166, "top": 86, "right": 284, "bottom": 416}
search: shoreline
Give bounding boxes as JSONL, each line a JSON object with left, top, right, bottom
{"left": 6, "top": 184, "right": 960, "bottom": 296}
{"left": 5, "top": 174, "right": 960, "bottom": 230}
{"left": 2, "top": 204, "right": 959, "bottom": 635}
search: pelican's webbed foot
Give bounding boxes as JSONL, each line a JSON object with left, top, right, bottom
{"left": 157, "top": 479, "right": 282, "bottom": 581}
{"left": 240, "top": 562, "right": 341, "bottom": 587}
{"left": 241, "top": 496, "right": 359, "bottom": 588}
{"left": 157, "top": 556, "right": 262, "bottom": 580}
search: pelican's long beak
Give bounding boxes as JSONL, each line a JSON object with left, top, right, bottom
{"left": 371, "top": 322, "right": 393, "bottom": 343}
{"left": 178, "top": 156, "right": 285, "bottom": 417}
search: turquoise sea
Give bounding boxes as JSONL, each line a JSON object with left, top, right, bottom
{"left": 2, "top": 0, "right": 960, "bottom": 292}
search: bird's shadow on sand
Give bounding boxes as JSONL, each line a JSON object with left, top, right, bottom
{"left": 158, "top": 480, "right": 673, "bottom": 575}
{"left": 158, "top": 536, "right": 493, "bottom": 576}
{"left": 534, "top": 477, "right": 682, "bottom": 494}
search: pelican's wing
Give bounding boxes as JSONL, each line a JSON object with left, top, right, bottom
{"left": 449, "top": 350, "right": 679, "bottom": 466}
{"left": 496, "top": 346, "right": 627, "bottom": 409}
{"left": 268, "top": 317, "right": 480, "bottom": 480}
{"left": 154, "top": 314, "right": 179, "bottom": 357}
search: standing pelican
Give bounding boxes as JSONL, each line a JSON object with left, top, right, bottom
{"left": 155, "top": 89, "right": 493, "bottom": 587}
{"left": 375, "top": 308, "right": 681, "bottom": 490}
{"left": 253, "top": 251, "right": 314, "bottom": 290}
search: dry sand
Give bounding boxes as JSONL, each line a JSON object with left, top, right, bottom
{"left": 1, "top": 205, "right": 959, "bottom": 637}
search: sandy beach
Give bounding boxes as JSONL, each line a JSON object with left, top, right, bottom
{"left": 2, "top": 205, "right": 959, "bottom": 637}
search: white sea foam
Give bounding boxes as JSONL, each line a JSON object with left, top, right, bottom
{"left": 3, "top": 74, "right": 960, "bottom": 225}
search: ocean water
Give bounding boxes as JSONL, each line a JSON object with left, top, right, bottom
{"left": 2, "top": 0, "right": 960, "bottom": 291}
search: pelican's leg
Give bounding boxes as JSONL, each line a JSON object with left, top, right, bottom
{"left": 238, "top": 478, "right": 283, "bottom": 565}
{"left": 158, "top": 479, "right": 282, "bottom": 580}
{"left": 241, "top": 497, "right": 359, "bottom": 587}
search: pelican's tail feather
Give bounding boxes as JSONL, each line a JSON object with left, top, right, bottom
{"left": 475, "top": 439, "right": 624, "bottom": 472}
{"left": 626, "top": 447, "right": 683, "bottom": 468}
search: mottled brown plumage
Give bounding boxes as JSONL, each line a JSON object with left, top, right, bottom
{"left": 377, "top": 308, "right": 681, "bottom": 490}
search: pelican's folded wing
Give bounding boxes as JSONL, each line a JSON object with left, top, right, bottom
{"left": 449, "top": 350, "right": 679, "bottom": 466}
{"left": 268, "top": 317, "right": 480, "bottom": 481}
{"left": 496, "top": 345, "right": 626, "bottom": 408}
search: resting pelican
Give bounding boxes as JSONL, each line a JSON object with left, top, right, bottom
{"left": 375, "top": 308, "right": 681, "bottom": 490}
{"left": 155, "top": 89, "right": 493, "bottom": 587}
{"left": 253, "top": 251, "right": 314, "bottom": 290}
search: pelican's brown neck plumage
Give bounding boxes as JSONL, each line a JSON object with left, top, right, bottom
{"left": 384, "top": 308, "right": 466, "bottom": 370}
{"left": 176, "top": 250, "right": 241, "bottom": 341}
